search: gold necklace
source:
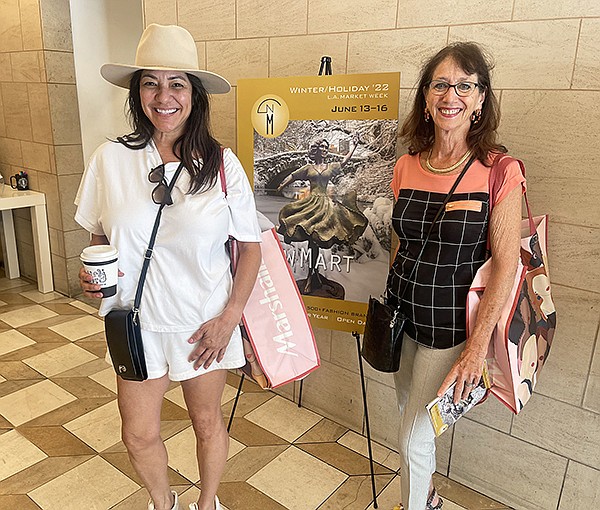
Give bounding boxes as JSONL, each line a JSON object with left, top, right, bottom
{"left": 425, "top": 148, "right": 472, "bottom": 174}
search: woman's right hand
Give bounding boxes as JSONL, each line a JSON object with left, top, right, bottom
{"left": 79, "top": 267, "right": 123, "bottom": 298}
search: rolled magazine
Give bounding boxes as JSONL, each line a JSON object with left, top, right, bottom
{"left": 426, "top": 361, "right": 491, "bottom": 437}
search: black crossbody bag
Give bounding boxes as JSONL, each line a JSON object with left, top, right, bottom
{"left": 104, "top": 163, "right": 183, "bottom": 381}
{"left": 361, "top": 155, "right": 476, "bottom": 372}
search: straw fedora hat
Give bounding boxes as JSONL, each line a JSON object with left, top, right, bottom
{"left": 100, "top": 24, "right": 231, "bottom": 94}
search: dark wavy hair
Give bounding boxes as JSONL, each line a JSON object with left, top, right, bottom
{"left": 400, "top": 42, "right": 506, "bottom": 166}
{"left": 116, "top": 70, "right": 221, "bottom": 194}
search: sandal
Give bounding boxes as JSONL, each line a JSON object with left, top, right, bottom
{"left": 426, "top": 488, "right": 443, "bottom": 510}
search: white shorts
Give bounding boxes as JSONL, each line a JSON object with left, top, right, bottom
{"left": 107, "top": 327, "right": 245, "bottom": 382}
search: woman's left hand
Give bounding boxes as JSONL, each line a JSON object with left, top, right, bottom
{"left": 438, "top": 346, "right": 487, "bottom": 403}
{"left": 187, "top": 312, "right": 239, "bottom": 370}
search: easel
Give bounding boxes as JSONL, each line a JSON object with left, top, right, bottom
{"left": 228, "top": 55, "right": 379, "bottom": 509}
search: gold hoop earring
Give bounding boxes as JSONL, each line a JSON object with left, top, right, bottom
{"left": 424, "top": 108, "right": 431, "bottom": 123}
{"left": 471, "top": 109, "right": 482, "bottom": 124}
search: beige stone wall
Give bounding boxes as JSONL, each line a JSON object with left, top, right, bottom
{"left": 140, "top": 1, "right": 599, "bottom": 508}
{"left": 0, "top": 0, "right": 86, "bottom": 295}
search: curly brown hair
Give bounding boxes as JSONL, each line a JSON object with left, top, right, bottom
{"left": 400, "top": 42, "right": 506, "bottom": 166}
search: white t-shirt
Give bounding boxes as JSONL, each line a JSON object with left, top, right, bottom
{"left": 75, "top": 141, "right": 261, "bottom": 333}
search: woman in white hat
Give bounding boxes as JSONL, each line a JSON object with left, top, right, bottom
{"left": 75, "top": 24, "right": 261, "bottom": 510}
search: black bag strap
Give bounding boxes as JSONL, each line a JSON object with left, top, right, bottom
{"left": 132, "top": 161, "right": 184, "bottom": 323}
{"left": 394, "top": 154, "right": 477, "bottom": 305}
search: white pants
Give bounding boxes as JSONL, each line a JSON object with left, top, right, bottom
{"left": 393, "top": 336, "right": 464, "bottom": 510}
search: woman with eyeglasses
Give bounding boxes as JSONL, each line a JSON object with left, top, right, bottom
{"left": 387, "top": 42, "right": 525, "bottom": 509}
{"left": 75, "top": 25, "right": 261, "bottom": 510}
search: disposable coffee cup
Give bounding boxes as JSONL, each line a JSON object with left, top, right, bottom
{"left": 80, "top": 245, "right": 119, "bottom": 297}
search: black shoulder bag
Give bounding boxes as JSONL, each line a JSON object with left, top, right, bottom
{"left": 361, "top": 155, "right": 476, "bottom": 372}
{"left": 104, "top": 162, "right": 184, "bottom": 381}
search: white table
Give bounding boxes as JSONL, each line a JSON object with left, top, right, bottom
{"left": 0, "top": 187, "right": 53, "bottom": 293}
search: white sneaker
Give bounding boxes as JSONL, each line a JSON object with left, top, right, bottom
{"left": 148, "top": 490, "right": 180, "bottom": 510}
{"left": 189, "top": 495, "right": 221, "bottom": 510}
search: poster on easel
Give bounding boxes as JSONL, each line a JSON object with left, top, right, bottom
{"left": 237, "top": 72, "right": 400, "bottom": 333}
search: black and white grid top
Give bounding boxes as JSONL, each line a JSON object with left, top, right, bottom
{"left": 386, "top": 153, "right": 525, "bottom": 350}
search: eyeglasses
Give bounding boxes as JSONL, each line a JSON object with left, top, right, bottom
{"left": 427, "top": 80, "right": 482, "bottom": 97}
{"left": 148, "top": 164, "right": 173, "bottom": 206}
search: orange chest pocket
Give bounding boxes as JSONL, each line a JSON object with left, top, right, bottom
{"left": 445, "top": 200, "right": 483, "bottom": 213}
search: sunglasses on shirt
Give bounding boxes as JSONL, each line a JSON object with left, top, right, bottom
{"left": 148, "top": 164, "right": 173, "bottom": 206}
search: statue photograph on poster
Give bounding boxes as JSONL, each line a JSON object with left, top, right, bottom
{"left": 253, "top": 119, "right": 397, "bottom": 303}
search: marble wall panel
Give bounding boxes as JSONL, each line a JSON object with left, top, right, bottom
{"left": 300, "top": 359, "right": 364, "bottom": 432}
{"left": 329, "top": 329, "right": 359, "bottom": 373}
{"left": 347, "top": 28, "right": 448, "bottom": 89}
{"left": 63, "top": 228, "right": 90, "bottom": 260}
{"left": 36, "top": 171, "right": 61, "bottom": 230}
{"left": 313, "top": 328, "right": 331, "bottom": 363}
{"left": 396, "top": 0, "right": 512, "bottom": 28}
{"left": 48, "top": 84, "right": 82, "bottom": 145}
{"left": 499, "top": 90, "right": 600, "bottom": 228}
{"left": 464, "top": 396, "right": 513, "bottom": 434}
{"left": 533, "top": 285, "right": 600, "bottom": 406}
{"left": 546, "top": 222, "right": 599, "bottom": 293}
{"left": 206, "top": 39, "right": 268, "bottom": 87}
{"left": 559, "top": 461, "right": 600, "bottom": 509}
{"left": 572, "top": 19, "right": 600, "bottom": 90}
{"left": 307, "top": 0, "right": 396, "bottom": 34}
{"left": 48, "top": 226, "right": 65, "bottom": 258}
{"left": 237, "top": 0, "right": 307, "bottom": 38}
{"left": 0, "top": 54, "right": 12, "bottom": 82}
{"left": 143, "top": 0, "right": 177, "bottom": 26}
{"left": 14, "top": 214, "right": 33, "bottom": 246}
{"left": 17, "top": 241, "right": 37, "bottom": 280}
{"left": 51, "top": 253, "right": 67, "bottom": 295}
{"left": 449, "top": 20, "right": 580, "bottom": 89}
{"left": 54, "top": 145, "right": 84, "bottom": 176}
{"left": 365, "top": 378, "right": 400, "bottom": 447}
{"left": 451, "top": 419, "right": 567, "bottom": 510}
{"left": 195, "top": 42, "right": 206, "bottom": 70}
{"left": 64, "top": 254, "right": 83, "bottom": 296}
{"left": 585, "top": 330, "right": 600, "bottom": 414}
{"left": 178, "top": 0, "right": 235, "bottom": 41}
{"left": 513, "top": 0, "right": 600, "bottom": 20}
{"left": 20, "top": 0, "right": 43, "bottom": 51}
{"left": 0, "top": 137, "right": 23, "bottom": 166}
{"left": 0, "top": 89, "right": 6, "bottom": 138}
{"left": 0, "top": 0, "right": 23, "bottom": 52}
{"left": 512, "top": 393, "right": 600, "bottom": 469}
{"left": 1, "top": 85, "right": 32, "bottom": 141}
{"left": 44, "top": 51, "right": 75, "bottom": 84}
{"left": 210, "top": 90, "right": 236, "bottom": 153}
{"left": 270, "top": 34, "right": 349, "bottom": 78}
{"left": 38, "top": 0, "right": 73, "bottom": 51}
{"left": 10, "top": 51, "right": 42, "bottom": 82}
{"left": 58, "top": 174, "right": 81, "bottom": 232}
{"left": 21, "top": 140, "right": 51, "bottom": 173}
{"left": 27, "top": 82, "right": 52, "bottom": 144}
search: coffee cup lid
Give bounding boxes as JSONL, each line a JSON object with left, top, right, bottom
{"left": 80, "top": 245, "right": 118, "bottom": 261}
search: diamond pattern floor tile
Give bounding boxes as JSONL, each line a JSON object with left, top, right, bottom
{"left": 245, "top": 395, "right": 321, "bottom": 442}
{"left": 23, "top": 343, "right": 97, "bottom": 377}
{"left": 0, "top": 305, "right": 57, "bottom": 328}
{"left": 0, "top": 379, "right": 77, "bottom": 426}
{"left": 0, "top": 430, "right": 47, "bottom": 482}
{"left": 0, "top": 329, "right": 36, "bottom": 356}
{"left": 28, "top": 456, "right": 139, "bottom": 510}
{"left": 64, "top": 400, "right": 121, "bottom": 452}
{"left": 247, "top": 446, "right": 347, "bottom": 510}
{"left": 48, "top": 315, "right": 104, "bottom": 341}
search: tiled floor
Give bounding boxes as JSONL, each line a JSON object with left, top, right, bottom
{"left": 0, "top": 276, "right": 512, "bottom": 510}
